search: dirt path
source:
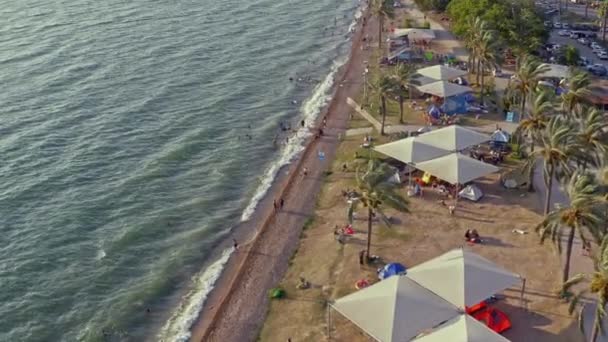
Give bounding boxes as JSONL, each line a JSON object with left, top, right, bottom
{"left": 189, "top": 9, "right": 379, "bottom": 342}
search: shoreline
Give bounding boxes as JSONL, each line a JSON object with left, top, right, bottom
{"left": 189, "top": 5, "right": 377, "bottom": 342}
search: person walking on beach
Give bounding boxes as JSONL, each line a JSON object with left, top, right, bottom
{"left": 273, "top": 199, "right": 278, "bottom": 211}
{"left": 279, "top": 198, "right": 284, "bottom": 210}
{"left": 302, "top": 167, "right": 309, "bottom": 177}
{"left": 233, "top": 239, "right": 239, "bottom": 250}
{"left": 300, "top": 119, "right": 305, "bottom": 128}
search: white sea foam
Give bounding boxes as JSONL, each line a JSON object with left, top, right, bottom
{"left": 157, "top": 248, "right": 233, "bottom": 342}
{"left": 239, "top": 56, "right": 346, "bottom": 222}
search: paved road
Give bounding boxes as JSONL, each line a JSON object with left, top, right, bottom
{"left": 549, "top": 30, "right": 606, "bottom": 66}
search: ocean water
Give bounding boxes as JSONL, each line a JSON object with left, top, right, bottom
{"left": 0, "top": 0, "right": 362, "bottom": 341}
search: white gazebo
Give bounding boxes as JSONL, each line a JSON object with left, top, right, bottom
{"left": 415, "top": 125, "right": 490, "bottom": 152}
{"left": 407, "top": 248, "right": 522, "bottom": 309}
{"left": 374, "top": 137, "right": 449, "bottom": 165}
{"left": 416, "top": 65, "right": 468, "bottom": 81}
{"left": 413, "top": 314, "right": 511, "bottom": 342}
{"left": 391, "top": 28, "right": 436, "bottom": 40}
{"left": 412, "top": 153, "right": 499, "bottom": 185}
{"left": 416, "top": 81, "right": 472, "bottom": 98}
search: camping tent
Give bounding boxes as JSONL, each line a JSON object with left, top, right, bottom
{"left": 331, "top": 276, "right": 461, "bottom": 342}
{"left": 416, "top": 81, "right": 472, "bottom": 98}
{"left": 374, "top": 137, "right": 449, "bottom": 164}
{"left": 458, "top": 184, "right": 483, "bottom": 202}
{"left": 415, "top": 125, "right": 490, "bottom": 152}
{"left": 416, "top": 65, "right": 468, "bottom": 81}
{"left": 490, "top": 129, "right": 509, "bottom": 143}
{"left": 412, "top": 153, "right": 499, "bottom": 185}
{"left": 379, "top": 263, "right": 407, "bottom": 279}
{"left": 413, "top": 314, "right": 511, "bottom": 342}
{"left": 406, "top": 249, "right": 521, "bottom": 309}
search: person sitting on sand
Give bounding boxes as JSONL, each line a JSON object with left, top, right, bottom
{"left": 465, "top": 229, "right": 481, "bottom": 243}
{"left": 297, "top": 276, "right": 310, "bottom": 289}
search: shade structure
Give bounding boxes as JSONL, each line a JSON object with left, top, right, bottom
{"left": 331, "top": 276, "right": 461, "bottom": 342}
{"left": 412, "top": 153, "right": 499, "bottom": 185}
{"left": 416, "top": 65, "right": 468, "bottom": 81}
{"left": 415, "top": 125, "right": 490, "bottom": 152}
{"left": 374, "top": 137, "right": 449, "bottom": 164}
{"left": 391, "top": 28, "right": 436, "bottom": 40}
{"left": 407, "top": 249, "right": 521, "bottom": 309}
{"left": 413, "top": 314, "right": 511, "bottom": 342}
{"left": 416, "top": 81, "right": 472, "bottom": 98}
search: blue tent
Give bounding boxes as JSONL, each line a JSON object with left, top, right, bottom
{"left": 378, "top": 262, "right": 407, "bottom": 279}
{"left": 441, "top": 95, "right": 468, "bottom": 115}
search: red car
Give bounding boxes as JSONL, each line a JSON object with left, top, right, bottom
{"left": 466, "top": 302, "right": 512, "bottom": 334}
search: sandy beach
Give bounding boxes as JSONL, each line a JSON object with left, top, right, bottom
{"left": 189, "top": 5, "right": 379, "bottom": 342}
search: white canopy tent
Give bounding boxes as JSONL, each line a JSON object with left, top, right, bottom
{"left": 413, "top": 314, "right": 511, "bottom": 342}
{"left": 391, "top": 28, "right": 436, "bottom": 40}
{"left": 412, "top": 153, "right": 499, "bottom": 185}
{"left": 416, "top": 65, "right": 468, "bottom": 81}
{"left": 415, "top": 125, "right": 490, "bottom": 152}
{"left": 416, "top": 81, "right": 472, "bottom": 98}
{"left": 539, "top": 63, "right": 569, "bottom": 79}
{"left": 407, "top": 249, "right": 522, "bottom": 309}
{"left": 330, "top": 276, "right": 461, "bottom": 342}
{"left": 374, "top": 137, "right": 449, "bottom": 164}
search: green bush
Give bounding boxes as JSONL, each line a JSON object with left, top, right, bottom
{"left": 421, "top": 21, "right": 431, "bottom": 29}
{"left": 269, "top": 287, "right": 286, "bottom": 299}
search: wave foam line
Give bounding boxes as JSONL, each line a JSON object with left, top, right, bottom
{"left": 156, "top": 248, "right": 232, "bottom": 342}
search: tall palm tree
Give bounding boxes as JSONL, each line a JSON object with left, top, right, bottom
{"left": 509, "top": 55, "right": 550, "bottom": 118}
{"left": 561, "top": 69, "right": 592, "bottom": 115}
{"left": 564, "top": 235, "right": 608, "bottom": 342}
{"left": 371, "top": 0, "right": 395, "bottom": 50}
{"left": 536, "top": 171, "right": 603, "bottom": 284}
{"left": 525, "top": 117, "right": 577, "bottom": 215}
{"left": 576, "top": 106, "right": 608, "bottom": 168}
{"left": 477, "top": 27, "right": 497, "bottom": 104}
{"left": 391, "top": 63, "right": 419, "bottom": 124}
{"left": 356, "top": 159, "right": 409, "bottom": 259}
{"left": 599, "top": 2, "right": 608, "bottom": 41}
{"left": 371, "top": 74, "right": 398, "bottom": 135}
{"left": 517, "top": 91, "right": 553, "bottom": 191}
{"left": 466, "top": 17, "right": 491, "bottom": 85}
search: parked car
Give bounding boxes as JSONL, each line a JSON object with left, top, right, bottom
{"left": 569, "top": 31, "right": 580, "bottom": 39}
{"left": 553, "top": 22, "right": 562, "bottom": 28}
{"left": 578, "top": 37, "right": 590, "bottom": 45}
{"left": 544, "top": 20, "right": 553, "bottom": 28}
{"left": 592, "top": 42, "right": 602, "bottom": 49}
{"left": 562, "top": 23, "right": 570, "bottom": 29}
{"left": 599, "top": 52, "right": 608, "bottom": 60}
{"left": 558, "top": 30, "right": 571, "bottom": 36}
{"left": 578, "top": 57, "right": 591, "bottom": 66}
{"left": 587, "top": 64, "right": 607, "bottom": 76}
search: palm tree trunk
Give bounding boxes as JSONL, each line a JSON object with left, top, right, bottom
{"left": 562, "top": 226, "right": 576, "bottom": 284}
{"left": 544, "top": 163, "right": 555, "bottom": 215}
{"left": 527, "top": 150, "right": 535, "bottom": 192}
{"left": 476, "top": 59, "right": 481, "bottom": 84}
{"left": 591, "top": 311, "right": 600, "bottom": 342}
{"left": 480, "top": 62, "right": 485, "bottom": 104}
{"left": 378, "top": 16, "right": 384, "bottom": 50}
{"left": 521, "top": 95, "right": 527, "bottom": 119}
{"left": 399, "top": 95, "right": 404, "bottom": 124}
{"left": 366, "top": 207, "right": 373, "bottom": 259}
{"left": 381, "top": 95, "right": 387, "bottom": 135}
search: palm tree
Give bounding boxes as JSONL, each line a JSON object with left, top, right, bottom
{"left": 356, "top": 159, "right": 409, "bottom": 259}
{"left": 576, "top": 106, "right": 608, "bottom": 168}
{"left": 509, "top": 55, "right": 550, "bottom": 118}
{"left": 536, "top": 171, "right": 603, "bottom": 284}
{"left": 371, "top": 74, "right": 398, "bottom": 135}
{"left": 561, "top": 69, "right": 591, "bottom": 114}
{"left": 599, "top": 2, "right": 608, "bottom": 41}
{"left": 371, "top": 0, "right": 395, "bottom": 50}
{"left": 477, "top": 27, "right": 497, "bottom": 104}
{"left": 465, "top": 17, "right": 491, "bottom": 85}
{"left": 517, "top": 91, "right": 553, "bottom": 191}
{"left": 525, "top": 117, "right": 577, "bottom": 215}
{"left": 564, "top": 235, "right": 608, "bottom": 342}
{"left": 391, "top": 63, "right": 419, "bottom": 124}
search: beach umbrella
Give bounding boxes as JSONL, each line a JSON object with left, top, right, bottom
{"left": 407, "top": 249, "right": 521, "bottom": 309}
{"left": 412, "top": 153, "right": 499, "bottom": 185}
{"left": 414, "top": 125, "right": 490, "bottom": 152}
{"left": 378, "top": 263, "right": 407, "bottom": 280}
{"left": 331, "top": 276, "right": 460, "bottom": 342}
{"left": 413, "top": 314, "right": 511, "bottom": 342}
{"left": 416, "top": 81, "right": 472, "bottom": 98}
{"left": 416, "top": 65, "right": 468, "bottom": 81}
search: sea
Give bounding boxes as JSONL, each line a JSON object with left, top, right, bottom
{"left": 0, "top": 0, "right": 364, "bottom": 341}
